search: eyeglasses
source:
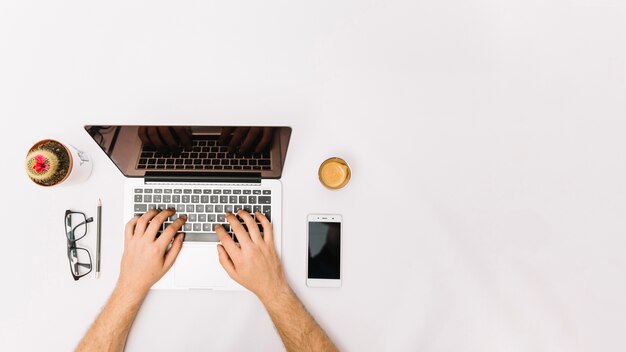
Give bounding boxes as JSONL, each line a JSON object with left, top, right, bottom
{"left": 64, "top": 210, "right": 94, "bottom": 281}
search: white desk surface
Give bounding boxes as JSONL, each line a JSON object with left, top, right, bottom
{"left": 2, "top": 1, "right": 626, "bottom": 351}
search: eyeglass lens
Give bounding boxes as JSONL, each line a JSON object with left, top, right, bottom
{"left": 68, "top": 247, "right": 92, "bottom": 278}
{"left": 65, "top": 212, "right": 88, "bottom": 241}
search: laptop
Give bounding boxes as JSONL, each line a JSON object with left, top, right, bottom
{"left": 85, "top": 125, "right": 292, "bottom": 290}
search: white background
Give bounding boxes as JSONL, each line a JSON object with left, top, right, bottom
{"left": 1, "top": 0, "right": 625, "bottom": 351}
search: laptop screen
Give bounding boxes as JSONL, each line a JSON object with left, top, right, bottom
{"left": 84, "top": 126, "right": 292, "bottom": 179}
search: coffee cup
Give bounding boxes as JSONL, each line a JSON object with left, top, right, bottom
{"left": 318, "top": 157, "right": 351, "bottom": 190}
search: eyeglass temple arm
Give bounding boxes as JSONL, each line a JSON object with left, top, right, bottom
{"left": 71, "top": 217, "right": 94, "bottom": 233}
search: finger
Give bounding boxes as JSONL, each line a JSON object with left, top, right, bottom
{"left": 255, "top": 127, "right": 273, "bottom": 153}
{"left": 238, "top": 210, "right": 262, "bottom": 244}
{"left": 172, "top": 126, "right": 193, "bottom": 150}
{"left": 134, "top": 209, "right": 160, "bottom": 236}
{"left": 145, "top": 209, "right": 175, "bottom": 240}
{"left": 255, "top": 211, "right": 274, "bottom": 245}
{"left": 226, "top": 212, "right": 252, "bottom": 246}
{"left": 157, "top": 215, "right": 187, "bottom": 249}
{"left": 157, "top": 127, "right": 180, "bottom": 152}
{"left": 219, "top": 127, "right": 235, "bottom": 146}
{"left": 217, "top": 244, "right": 239, "bottom": 281}
{"left": 125, "top": 216, "right": 140, "bottom": 244}
{"left": 228, "top": 127, "right": 250, "bottom": 153}
{"left": 138, "top": 126, "right": 153, "bottom": 147}
{"left": 216, "top": 224, "right": 240, "bottom": 262}
{"left": 163, "top": 233, "right": 185, "bottom": 271}
{"left": 147, "top": 127, "right": 167, "bottom": 152}
{"left": 239, "top": 127, "right": 261, "bottom": 154}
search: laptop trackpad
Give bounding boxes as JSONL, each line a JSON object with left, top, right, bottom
{"left": 174, "top": 245, "right": 229, "bottom": 288}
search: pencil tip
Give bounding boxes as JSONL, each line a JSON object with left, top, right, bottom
{"left": 98, "top": 198, "right": 102, "bottom": 206}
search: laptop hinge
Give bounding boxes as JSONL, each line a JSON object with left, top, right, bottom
{"left": 144, "top": 172, "right": 262, "bottom": 184}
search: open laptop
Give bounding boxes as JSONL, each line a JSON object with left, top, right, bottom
{"left": 85, "top": 126, "right": 292, "bottom": 290}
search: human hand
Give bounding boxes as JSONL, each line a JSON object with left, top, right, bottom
{"left": 218, "top": 127, "right": 274, "bottom": 154}
{"left": 116, "top": 209, "right": 187, "bottom": 297}
{"left": 138, "top": 126, "right": 193, "bottom": 153}
{"left": 216, "top": 210, "right": 289, "bottom": 302}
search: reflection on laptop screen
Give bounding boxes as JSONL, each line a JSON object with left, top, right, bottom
{"left": 84, "top": 126, "right": 292, "bottom": 179}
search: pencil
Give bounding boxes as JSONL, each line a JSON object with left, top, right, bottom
{"left": 96, "top": 198, "right": 102, "bottom": 279}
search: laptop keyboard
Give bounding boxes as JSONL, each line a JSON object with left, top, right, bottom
{"left": 136, "top": 136, "right": 272, "bottom": 171}
{"left": 133, "top": 187, "right": 272, "bottom": 242}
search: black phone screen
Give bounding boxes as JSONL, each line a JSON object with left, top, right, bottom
{"left": 308, "top": 221, "right": 341, "bottom": 279}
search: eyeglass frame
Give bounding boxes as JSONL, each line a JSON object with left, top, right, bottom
{"left": 64, "top": 210, "right": 94, "bottom": 281}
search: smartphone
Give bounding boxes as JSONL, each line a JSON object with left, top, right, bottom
{"left": 306, "top": 214, "right": 342, "bottom": 287}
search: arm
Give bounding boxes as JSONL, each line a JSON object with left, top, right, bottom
{"left": 77, "top": 209, "right": 187, "bottom": 352}
{"left": 217, "top": 211, "right": 338, "bottom": 352}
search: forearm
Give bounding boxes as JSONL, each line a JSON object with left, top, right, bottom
{"left": 261, "top": 286, "right": 338, "bottom": 352}
{"left": 76, "top": 285, "right": 147, "bottom": 352}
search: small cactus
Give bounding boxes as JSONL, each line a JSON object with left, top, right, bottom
{"left": 25, "top": 140, "right": 71, "bottom": 186}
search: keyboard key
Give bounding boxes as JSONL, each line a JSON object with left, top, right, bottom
{"left": 243, "top": 190, "right": 251, "bottom": 195}
{"left": 258, "top": 196, "right": 271, "bottom": 204}
{"left": 263, "top": 190, "right": 272, "bottom": 195}
{"left": 153, "top": 195, "right": 162, "bottom": 203}
{"left": 217, "top": 214, "right": 225, "bottom": 222}
{"left": 173, "top": 195, "right": 181, "bottom": 203}
{"left": 263, "top": 206, "right": 271, "bottom": 221}
{"left": 144, "top": 189, "right": 153, "bottom": 193}
{"left": 225, "top": 205, "right": 233, "bottom": 213}
{"left": 208, "top": 214, "right": 216, "bottom": 222}
{"left": 134, "top": 195, "right": 142, "bottom": 202}
{"left": 201, "top": 195, "right": 209, "bottom": 203}
{"left": 198, "top": 214, "right": 206, "bottom": 222}
{"left": 243, "top": 205, "right": 252, "bottom": 213}
{"left": 193, "top": 189, "right": 202, "bottom": 194}
{"left": 163, "top": 195, "right": 171, "bottom": 203}
{"left": 182, "top": 195, "right": 190, "bottom": 203}
{"left": 186, "top": 205, "right": 194, "bottom": 212}
{"left": 134, "top": 204, "right": 147, "bottom": 212}
{"left": 192, "top": 195, "right": 199, "bottom": 203}
{"left": 203, "top": 189, "right": 212, "bottom": 194}
{"left": 154, "top": 189, "right": 163, "bottom": 194}
{"left": 176, "top": 204, "right": 185, "bottom": 212}
{"left": 184, "top": 224, "right": 192, "bottom": 231}
{"left": 144, "top": 195, "right": 152, "bottom": 202}
{"left": 223, "top": 190, "right": 231, "bottom": 195}
{"left": 253, "top": 190, "right": 261, "bottom": 195}
{"left": 214, "top": 190, "right": 222, "bottom": 194}
{"left": 205, "top": 205, "right": 214, "bottom": 213}
{"left": 184, "top": 189, "right": 192, "bottom": 194}
{"left": 233, "top": 190, "right": 241, "bottom": 194}
{"left": 167, "top": 204, "right": 175, "bottom": 210}
{"left": 135, "top": 189, "right": 143, "bottom": 193}
{"left": 195, "top": 205, "right": 204, "bottom": 212}
{"left": 174, "top": 189, "right": 182, "bottom": 194}
{"left": 220, "top": 196, "right": 229, "bottom": 203}
{"left": 215, "top": 205, "right": 224, "bottom": 213}
{"left": 229, "top": 196, "right": 237, "bottom": 204}
{"left": 158, "top": 204, "right": 165, "bottom": 209}
{"left": 234, "top": 205, "right": 243, "bottom": 213}
{"left": 253, "top": 205, "right": 262, "bottom": 213}
{"left": 189, "top": 214, "right": 197, "bottom": 222}
{"left": 239, "top": 196, "right": 247, "bottom": 204}
{"left": 148, "top": 204, "right": 157, "bottom": 210}
{"left": 203, "top": 223, "right": 211, "bottom": 232}
{"left": 164, "top": 189, "right": 173, "bottom": 194}
{"left": 210, "top": 195, "right": 218, "bottom": 203}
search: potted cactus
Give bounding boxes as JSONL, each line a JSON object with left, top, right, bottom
{"left": 25, "top": 139, "right": 92, "bottom": 187}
